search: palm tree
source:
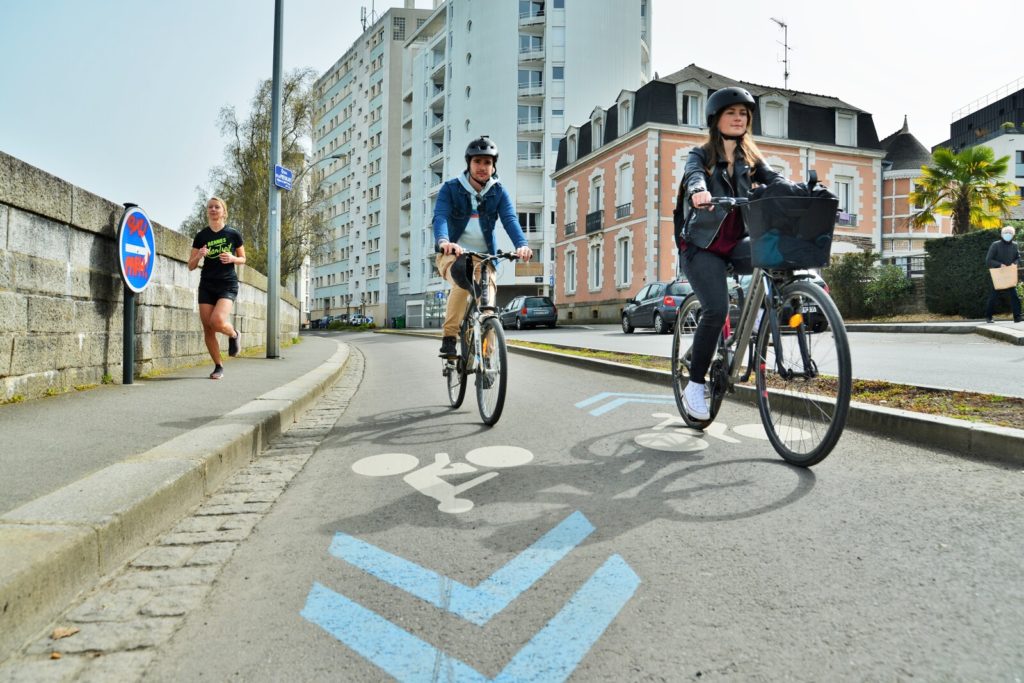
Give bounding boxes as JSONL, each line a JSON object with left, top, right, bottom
{"left": 908, "top": 146, "right": 1020, "bottom": 235}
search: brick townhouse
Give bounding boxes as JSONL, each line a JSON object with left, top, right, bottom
{"left": 551, "top": 64, "right": 895, "bottom": 323}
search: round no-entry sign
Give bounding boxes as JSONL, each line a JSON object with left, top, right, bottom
{"left": 117, "top": 205, "right": 156, "bottom": 292}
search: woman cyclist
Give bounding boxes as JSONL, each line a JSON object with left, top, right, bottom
{"left": 676, "top": 87, "right": 787, "bottom": 420}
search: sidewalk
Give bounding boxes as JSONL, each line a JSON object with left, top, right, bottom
{"left": 844, "top": 318, "right": 1024, "bottom": 345}
{"left": 0, "top": 332, "right": 351, "bottom": 661}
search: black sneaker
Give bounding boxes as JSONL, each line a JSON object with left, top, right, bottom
{"left": 986, "top": 318, "right": 994, "bottom": 324}
{"left": 228, "top": 330, "right": 240, "bottom": 357}
{"left": 210, "top": 365, "right": 224, "bottom": 380}
{"left": 438, "top": 336, "right": 457, "bottom": 357}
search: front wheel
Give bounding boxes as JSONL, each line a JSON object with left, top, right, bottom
{"left": 754, "top": 281, "right": 851, "bottom": 467}
{"left": 621, "top": 314, "right": 634, "bottom": 334}
{"left": 476, "top": 317, "right": 508, "bottom": 425}
{"left": 671, "top": 295, "right": 722, "bottom": 429}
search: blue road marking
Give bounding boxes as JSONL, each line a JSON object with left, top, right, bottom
{"left": 575, "top": 392, "right": 676, "bottom": 416}
{"left": 301, "top": 554, "right": 641, "bottom": 682}
{"left": 329, "top": 511, "right": 595, "bottom": 625}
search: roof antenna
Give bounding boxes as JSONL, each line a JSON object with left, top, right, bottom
{"left": 770, "top": 17, "right": 791, "bottom": 89}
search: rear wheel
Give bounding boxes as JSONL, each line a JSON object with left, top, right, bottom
{"left": 476, "top": 317, "right": 508, "bottom": 425}
{"left": 515, "top": 317, "right": 524, "bottom": 331}
{"left": 653, "top": 312, "right": 667, "bottom": 334}
{"left": 754, "top": 281, "right": 851, "bottom": 467}
{"left": 671, "top": 296, "right": 722, "bottom": 429}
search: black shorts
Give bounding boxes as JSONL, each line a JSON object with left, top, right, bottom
{"left": 198, "top": 280, "right": 239, "bottom": 306}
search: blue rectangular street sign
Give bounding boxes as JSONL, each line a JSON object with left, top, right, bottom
{"left": 274, "top": 164, "right": 294, "bottom": 191}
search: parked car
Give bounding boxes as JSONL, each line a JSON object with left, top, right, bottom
{"left": 500, "top": 296, "right": 557, "bottom": 329}
{"left": 621, "top": 279, "right": 694, "bottom": 334}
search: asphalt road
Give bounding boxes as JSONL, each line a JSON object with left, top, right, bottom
{"left": 138, "top": 331, "right": 1024, "bottom": 681}
{"left": 504, "top": 324, "right": 1024, "bottom": 399}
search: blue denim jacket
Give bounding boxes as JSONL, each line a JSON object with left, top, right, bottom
{"left": 432, "top": 176, "right": 528, "bottom": 254}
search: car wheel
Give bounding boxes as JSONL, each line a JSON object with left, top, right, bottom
{"left": 621, "top": 315, "right": 634, "bottom": 334}
{"left": 515, "top": 317, "right": 523, "bottom": 331}
{"left": 653, "top": 312, "right": 666, "bottom": 334}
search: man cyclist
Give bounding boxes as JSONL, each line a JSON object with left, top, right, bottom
{"left": 433, "top": 136, "right": 533, "bottom": 357}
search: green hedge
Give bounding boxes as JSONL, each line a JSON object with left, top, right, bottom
{"left": 924, "top": 229, "right": 1005, "bottom": 317}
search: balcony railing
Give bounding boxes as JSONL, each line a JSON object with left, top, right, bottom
{"left": 516, "top": 153, "right": 544, "bottom": 168}
{"left": 564, "top": 221, "right": 576, "bottom": 235}
{"left": 520, "top": 116, "right": 544, "bottom": 133}
{"left": 517, "top": 82, "right": 544, "bottom": 97}
{"left": 836, "top": 211, "right": 858, "bottom": 227}
{"left": 585, "top": 210, "right": 603, "bottom": 234}
{"left": 615, "top": 203, "right": 632, "bottom": 219}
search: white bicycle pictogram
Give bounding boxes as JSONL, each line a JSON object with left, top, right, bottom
{"left": 351, "top": 446, "right": 534, "bottom": 514}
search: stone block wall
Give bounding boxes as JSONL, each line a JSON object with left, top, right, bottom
{"left": 0, "top": 151, "right": 299, "bottom": 401}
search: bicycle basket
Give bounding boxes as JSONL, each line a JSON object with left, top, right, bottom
{"left": 741, "top": 195, "right": 839, "bottom": 269}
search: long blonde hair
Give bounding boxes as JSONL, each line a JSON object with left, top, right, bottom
{"left": 701, "top": 106, "right": 766, "bottom": 174}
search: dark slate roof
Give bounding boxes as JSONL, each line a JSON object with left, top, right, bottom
{"left": 880, "top": 116, "right": 933, "bottom": 170}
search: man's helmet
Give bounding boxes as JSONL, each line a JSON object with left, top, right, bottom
{"left": 449, "top": 254, "right": 475, "bottom": 291}
{"left": 705, "top": 87, "right": 757, "bottom": 127}
{"left": 465, "top": 135, "right": 499, "bottom": 163}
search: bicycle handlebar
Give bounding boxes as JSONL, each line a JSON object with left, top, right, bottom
{"left": 695, "top": 196, "right": 751, "bottom": 209}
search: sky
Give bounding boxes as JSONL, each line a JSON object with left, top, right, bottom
{"left": 2, "top": 0, "right": 1021, "bottom": 231}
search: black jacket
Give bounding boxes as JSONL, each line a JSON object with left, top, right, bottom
{"left": 986, "top": 239, "right": 1021, "bottom": 268}
{"left": 674, "top": 146, "right": 786, "bottom": 249}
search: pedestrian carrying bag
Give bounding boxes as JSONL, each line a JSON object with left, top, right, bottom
{"left": 989, "top": 265, "right": 1018, "bottom": 290}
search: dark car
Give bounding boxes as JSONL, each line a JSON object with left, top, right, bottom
{"left": 621, "top": 279, "right": 694, "bottom": 334}
{"left": 500, "top": 295, "right": 557, "bottom": 329}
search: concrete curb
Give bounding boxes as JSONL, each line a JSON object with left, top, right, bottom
{"left": 377, "top": 329, "right": 1024, "bottom": 467}
{"left": 0, "top": 341, "right": 351, "bottom": 662}
{"left": 845, "top": 322, "right": 1024, "bottom": 345}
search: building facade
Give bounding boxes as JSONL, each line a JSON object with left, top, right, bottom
{"left": 394, "top": 0, "right": 651, "bottom": 328}
{"left": 310, "top": 3, "right": 431, "bottom": 325}
{"left": 552, "top": 64, "right": 887, "bottom": 323}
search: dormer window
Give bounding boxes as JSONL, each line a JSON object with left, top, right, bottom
{"left": 760, "top": 95, "right": 788, "bottom": 138}
{"left": 676, "top": 87, "right": 704, "bottom": 127}
{"left": 836, "top": 111, "right": 857, "bottom": 146}
{"left": 567, "top": 130, "right": 578, "bottom": 163}
{"left": 591, "top": 109, "right": 605, "bottom": 153}
{"left": 617, "top": 91, "right": 635, "bottom": 136}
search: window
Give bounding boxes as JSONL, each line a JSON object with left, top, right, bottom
{"left": 592, "top": 119, "right": 603, "bottom": 150}
{"left": 552, "top": 109, "right": 564, "bottom": 117}
{"left": 680, "top": 92, "right": 702, "bottom": 126}
{"left": 763, "top": 102, "right": 784, "bottom": 137}
{"left": 392, "top": 16, "right": 405, "bottom": 40}
{"left": 552, "top": 66, "right": 564, "bottom": 80}
{"left": 616, "top": 162, "right": 633, "bottom": 212}
{"left": 836, "top": 112, "right": 857, "bottom": 146}
{"left": 1016, "top": 150, "right": 1024, "bottom": 177}
{"left": 565, "top": 249, "right": 577, "bottom": 294}
{"left": 518, "top": 69, "right": 543, "bottom": 89}
{"left": 518, "top": 104, "right": 542, "bottom": 124}
{"left": 616, "top": 235, "right": 631, "bottom": 287}
{"left": 590, "top": 177, "right": 603, "bottom": 213}
{"left": 518, "top": 140, "right": 542, "bottom": 160}
{"left": 519, "top": 34, "right": 543, "bottom": 53}
{"left": 834, "top": 176, "right": 852, "bottom": 212}
{"left": 589, "top": 242, "right": 603, "bottom": 290}
{"left": 618, "top": 100, "right": 632, "bottom": 135}
{"left": 567, "top": 133, "right": 577, "bottom": 162}
{"left": 566, "top": 187, "right": 578, "bottom": 224}
{"left": 551, "top": 136, "right": 561, "bottom": 152}
{"left": 553, "top": 0, "right": 564, "bottom": 7}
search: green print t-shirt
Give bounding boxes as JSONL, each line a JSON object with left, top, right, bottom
{"left": 192, "top": 226, "right": 244, "bottom": 282}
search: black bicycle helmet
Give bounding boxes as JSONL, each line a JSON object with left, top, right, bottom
{"left": 449, "top": 254, "right": 474, "bottom": 291}
{"left": 705, "top": 87, "right": 757, "bottom": 127}
{"left": 464, "top": 135, "right": 498, "bottom": 163}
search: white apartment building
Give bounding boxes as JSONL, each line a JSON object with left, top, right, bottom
{"left": 310, "top": 2, "right": 431, "bottom": 325}
{"left": 396, "top": 0, "right": 652, "bottom": 328}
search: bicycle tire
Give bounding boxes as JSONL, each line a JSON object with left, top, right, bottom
{"left": 753, "top": 280, "right": 851, "bottom": 466}
{"left": 671, "top": 295, "right": 722, "bottom": 430}
{"left": 476, "top": 316, "right": 508, "bottom": 425}
{"left": 445, "top": 326, "right": 470, "bottom": 408}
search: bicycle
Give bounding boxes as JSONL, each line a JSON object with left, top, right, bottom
{"left": 671, "top": 194, "right": 852, "bottom": 467}
{"left": 442, "top": 250, "right": 519, "bottom": 426}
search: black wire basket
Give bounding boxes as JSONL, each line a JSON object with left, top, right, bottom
{"left": 741, "top": 195, "right": 839, "bottom": 269}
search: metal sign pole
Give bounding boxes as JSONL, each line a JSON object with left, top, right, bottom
{"left": 266, "top": 0, "right": 284, "bottom": 358}
{"left": 123, "top": 285, "right": 135, "bottom": 384}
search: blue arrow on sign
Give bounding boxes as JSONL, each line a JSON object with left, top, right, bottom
{"left": 575, "top": 392, "right": 676, "bottom": 417}
{"left": 301, "top": 511, "right": 640, "bottom": 681}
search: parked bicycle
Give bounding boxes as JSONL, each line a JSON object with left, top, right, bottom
{"left": 442, "top": 250, "right": 519, "bottom": 425}
{"left": 671, "top": 192, "right": 852, "bottom": 467}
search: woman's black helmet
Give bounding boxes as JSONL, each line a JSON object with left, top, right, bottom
{"left": 705, "top": 87, "right": 757, "bottom": 127}
{"left": 465, "top": 135, "right": 498, "bottom": 163}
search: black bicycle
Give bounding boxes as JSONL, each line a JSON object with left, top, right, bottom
{"left": 671, "top": 193, "right": 852, "bottom": 467}
{"left": 442, "top": 251, "right": 518, "bottom": 426}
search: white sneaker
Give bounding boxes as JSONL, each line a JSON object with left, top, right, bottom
{"left": 682, "top": 381, "right": 710, "bottom": 420}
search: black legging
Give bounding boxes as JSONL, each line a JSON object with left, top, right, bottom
{"left": 680, "top": 238, "right": 752, "bottom": 382}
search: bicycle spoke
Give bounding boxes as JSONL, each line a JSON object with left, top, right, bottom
{"left": 476, "top": 317, "right": 507, "bottom": 425}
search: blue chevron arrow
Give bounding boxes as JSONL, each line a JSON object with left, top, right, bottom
{"left": 575, "top": 392, "right": 675, "bottom": 416}
{"left": 329, "top": 510, "right": 594, "bottom": 625}
{"left": 301, "top": 554, "right": 640, "bottom": 683}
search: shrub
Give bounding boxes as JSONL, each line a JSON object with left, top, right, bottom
{"left": 823, "top": 251, "right": 876, "bottom": 319}
{"left": 924, "top": 229, "right": 1003, "bottom": 317}
{"left": 864, "top": 264, "right": 914, "bottom": 317}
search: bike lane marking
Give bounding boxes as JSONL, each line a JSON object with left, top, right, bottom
{"left": 301, "top": 512, "right": 640, "bottom": 682}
